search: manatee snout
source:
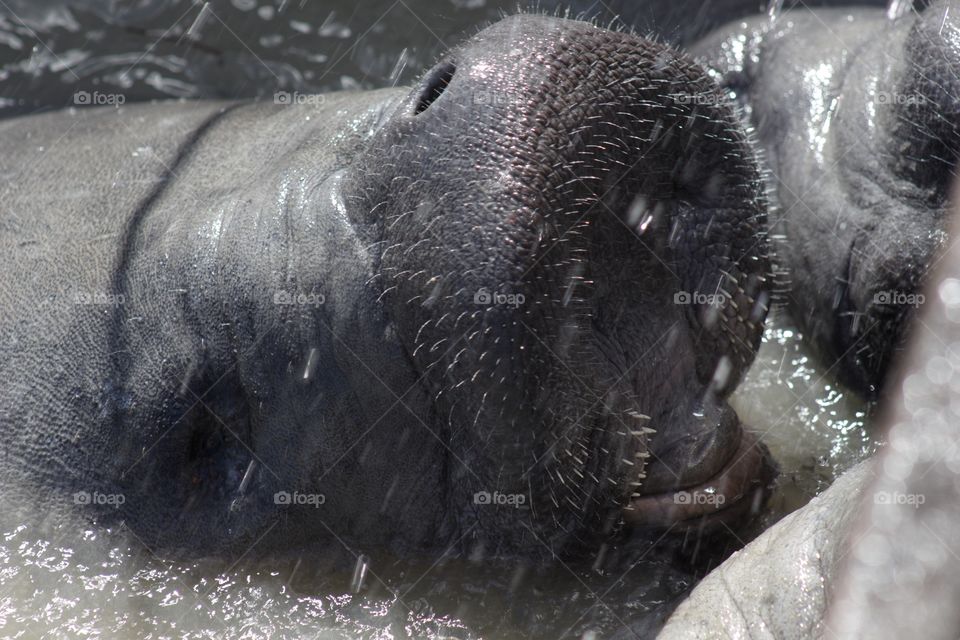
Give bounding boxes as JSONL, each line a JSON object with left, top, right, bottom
{"left": 0, "top": 13, "right": 776, "bottom": 557}
{"left": 359, "top": 14, "right": 775, "bottom": 546}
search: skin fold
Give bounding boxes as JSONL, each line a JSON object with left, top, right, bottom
{"left": 693, "top": 0, "right": 959, "bottom": 398}
{"left": 0, "top": 15, "right": 773, "bottom": 559}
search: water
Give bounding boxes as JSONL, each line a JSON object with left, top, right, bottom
{"left": 0, "top": 0, "right": 891, "bottom": 119}
{"left": 730, "top": 311, "right": 877, "bottom": 525}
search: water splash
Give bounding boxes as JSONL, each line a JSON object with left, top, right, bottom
{"left": 767, "top": 0, "right": 785, "bottom": 23}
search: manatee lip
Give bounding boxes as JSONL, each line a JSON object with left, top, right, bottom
{"left": 621, "top": 430, "right": 774, "bottom": 530}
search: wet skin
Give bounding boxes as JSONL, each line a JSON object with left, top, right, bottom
{"left": 693, "top": 0, "right": 959, "bottom": 398}
{"left": 0, "top": 15, "right": 774, "bottom": 558}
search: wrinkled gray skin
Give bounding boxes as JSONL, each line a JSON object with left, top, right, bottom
{"left": 0, "top": 15, "right": 773, "bottom": 559}
{"left": 656, "top": 201, "right": 960, "bottom": 640}
{"left": 693, "top": 0, "right": 959, "bottom": 398}
{"left": 657, "top": 460, "right": 876, "bottom": 639}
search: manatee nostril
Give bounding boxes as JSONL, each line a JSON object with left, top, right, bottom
{"left": 414, "top": 61, "right": 456, "bottom": 115}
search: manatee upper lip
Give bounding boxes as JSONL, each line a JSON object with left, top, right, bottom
{"left": 622, "top": 430, "right": 774, "bottom": 529}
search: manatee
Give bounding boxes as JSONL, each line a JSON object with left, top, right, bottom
{"left": 0, "top": 14, "right": 774, "bottom": 558}
{"left": 655, "top": 459, "right": 876, "bottom": 639}
{"left": 691, "top": 0, "right": 959, "bottom": 398}
{"left": 653, "top": 198, "right": 960, "bottom": 640}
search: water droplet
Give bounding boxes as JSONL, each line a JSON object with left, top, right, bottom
{"left": 350, "top": 554, "right": 369, "bottom": 593}
{"left": 887, "top": 0, "right": 913, "bottom": 21}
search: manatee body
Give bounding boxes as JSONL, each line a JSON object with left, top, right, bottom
{"left": 0, "top": 15, "right": 773, "bottom": 557}
{"left": 692, "top": 0, "right": 959, "bottom": 397}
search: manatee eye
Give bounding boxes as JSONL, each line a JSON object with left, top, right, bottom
{"left": 414, "top": 61, "right": 456, "bottom": 115}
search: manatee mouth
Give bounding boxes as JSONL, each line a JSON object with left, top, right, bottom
{"left": 622, "top": 430, "right": 774, "bottom": 530}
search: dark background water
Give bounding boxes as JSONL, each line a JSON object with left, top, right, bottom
{"left": 0, "top": 0, "right": 893, "bottom": 120}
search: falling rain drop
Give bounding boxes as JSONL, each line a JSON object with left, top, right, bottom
{"left": 302, "top": 347, "right": 320, "bottom": 381}
{"left": 185, "top": 2, "right": 212, "bottom": 41}
{"left": 350, "top": 554, "right": 370, "bottom": 593}
{"left": 238, "top": 460, "right": 257, "bottom": 495}
{"left": 563, "top": 263, "right": 585, "bottom": 307}
{"left": 887, "top": 0, "right": 913, "bottom": 21}
{"left": 767, "top": 0, "right": 785, "bottom": 22}
{"left": 389, "top": 48, "right": 410, "bottom": 86}
{"left": 627, "top": 195, "right": 648, "bottom": 226}
{"left": 710, "top": 356, "right": 733, "bottom": 393}
{"left": 750, "top": 290, "right": 771, "bottom": 324}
